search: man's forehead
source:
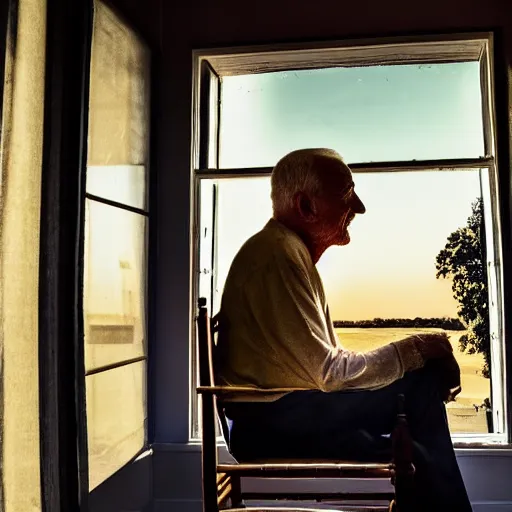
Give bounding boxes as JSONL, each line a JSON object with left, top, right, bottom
{"left": 317, "top": 156, "right": 353, "bottom": 188}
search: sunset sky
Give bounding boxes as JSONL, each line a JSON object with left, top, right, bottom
{"left": 206, "top": 61, "right": 488, "bottom": 321}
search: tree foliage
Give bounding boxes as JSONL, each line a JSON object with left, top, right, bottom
{"left": 333, "top": 317, "right": 464, "bottom": 330}
{"left": 436, "top": 198, "right": 490, "bottom": 378}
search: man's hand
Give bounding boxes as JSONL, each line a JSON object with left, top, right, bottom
{"left": 426, "top": 355, "right": 462, "bottom": 402}
{"left": 414, "top": 332, "right": 453, "bottom": 360}
{"left": 414, "top": 333, "right": 461, "bottom": 402}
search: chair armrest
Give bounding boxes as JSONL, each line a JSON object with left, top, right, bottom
{"left": 197, "top": 385, "right": 304, "bottom": 395}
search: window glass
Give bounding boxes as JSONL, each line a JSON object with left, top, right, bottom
{"left": 84, "top": 200, "right": 147, "bottom": 372}
{"left": 205, "top": 170, "right": 492, "bottom": 433}
{"left": 87, "top": 165, "right": 146, "bottom": 209}
{"left": 198, "top": 180, "right": 215, "bottom": 310}
{"left": 83, "top": 0, "right": 150, "bottom": 490}
{"left": 87, "top": 0, "right": 150, "bottom": 210}
{"left": 219, "top": 63, "right": 485, "bottom": 168}
{"left": 86, "top": 361, "right": 146, "bottom": 490}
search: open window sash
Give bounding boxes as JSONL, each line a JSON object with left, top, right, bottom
{"left": 481, "top": 167, "right": 506, "bottom": 436}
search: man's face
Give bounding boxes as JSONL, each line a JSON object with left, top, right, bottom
{"left": 314, "top": 160, "right": 366, "bottom": 247}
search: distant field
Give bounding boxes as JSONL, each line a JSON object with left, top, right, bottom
{"left": 336, "top": 327, "right": 490, "bottom": 434}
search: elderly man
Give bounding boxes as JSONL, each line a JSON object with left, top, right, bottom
{"left": 216, "top": 148, "right": 472, "bottom": 511}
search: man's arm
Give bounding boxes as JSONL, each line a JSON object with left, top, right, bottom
{"left": 245, "top": 253, "right": 423, "bottom": 391}
{"left": 247, "top": 252, "right": 458, "bottom": 393}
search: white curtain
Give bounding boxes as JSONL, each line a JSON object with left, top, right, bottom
{"left": 0, "top": 0, "right": 46, "bottom": 510}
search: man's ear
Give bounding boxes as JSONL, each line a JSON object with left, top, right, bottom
{"left": 294, "top": 192, "right": 317, "bottom": 222}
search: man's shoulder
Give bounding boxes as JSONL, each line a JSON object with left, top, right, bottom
{"left": 233, "top": 219, "right": 311, "bottom": 274}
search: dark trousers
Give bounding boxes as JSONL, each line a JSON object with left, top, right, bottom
{"left": 224, "top": 364, "right": 472, "bottom": 512}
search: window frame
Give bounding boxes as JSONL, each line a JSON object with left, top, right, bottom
{"left": 80, "top": 0, "right": 152, "bottom": 494}
{"left": 50, "top": 0, "right": 154, "bottom": 500}
{"left": 190, "top": 32, "right": 509, "bottom": 445}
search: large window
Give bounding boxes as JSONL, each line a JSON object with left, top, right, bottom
{"left": 82, "top": 0, "right": 150, "bottom": 491}
{"left": 192, "top": 35, "right": 506, "bottom": 442}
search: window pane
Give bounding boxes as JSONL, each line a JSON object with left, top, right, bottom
{"left": 214, "top": 178, "right": 272, "bottom": 301}
{"left": 205, "top": 170, "right": 494, "bottom": 433}
{"left": 0, "top": 0, "right": 46, "bottom": 509}
{"left": 219, "top": 63, "right": 484, "bottom": 168}
{"left": 88, "top": 165, "right": 146, "bottom": 209}
{"left": 198, "top": 180, "right": 216, "bottom": 310}
{"left": 84, "top": 200, "right": 147, "bottom": 372}
{"left": 87, "top": 0, "right": 150, "bottom": 210}
{"left": 86, "top": 361, "right": 146, "bottom": 490}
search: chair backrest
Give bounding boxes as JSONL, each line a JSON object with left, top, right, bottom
{"left": 197, "top": 297, "right": 233, "bottom": 442}
{"left": 197, "top": 297, "right": 220, "bottom": 510}
{"left": 197, "top": 297, "right": 216, "bottom": 389}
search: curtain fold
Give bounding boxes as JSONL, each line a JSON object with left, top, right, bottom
{"left": 0, "top": 0, "right": 46, "bottom": 510}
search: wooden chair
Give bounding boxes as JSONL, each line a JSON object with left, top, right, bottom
{"left": 196, "top": 297, "right": 415, "bottom": 512}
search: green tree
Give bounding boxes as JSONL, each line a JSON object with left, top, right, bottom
{"left": 435, "top": 198, "right": 490, "bottom": 378}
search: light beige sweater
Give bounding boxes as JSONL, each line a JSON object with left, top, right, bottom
{"left": 216, "top": 219, "right": 424, "bottom": 401}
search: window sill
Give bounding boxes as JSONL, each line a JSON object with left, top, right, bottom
{"left": 452, "top": 432, "right": 509, "bottom": 450}
{"left": 152, "top": 440, "right": 512, "bottom": 457}
{"left": 152, "top": 441, "right": 202, "bottom": 452}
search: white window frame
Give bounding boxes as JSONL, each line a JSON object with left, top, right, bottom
{"left": 190, "top": 32, "right": 508, "bottom": 446}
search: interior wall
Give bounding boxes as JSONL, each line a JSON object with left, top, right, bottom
{"left": 152, "top": 445, "right": 512, "bottom": 512}
{"left": 152, "top": 1, "right": 512, "bottom": 510}
{"left": 105, "top": 0, "right": 161, "bottom": 49}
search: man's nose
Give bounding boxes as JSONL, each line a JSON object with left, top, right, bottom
{"left": 351, "top": 191, "right": 366, "bottom": 214}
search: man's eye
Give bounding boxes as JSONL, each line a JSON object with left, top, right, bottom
{"left": 342, "top": 191, "right": 353, "bottom": 202}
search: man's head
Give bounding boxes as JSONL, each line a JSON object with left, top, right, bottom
{"left": 271, "top": 148, "right": 365, "bottom": 260}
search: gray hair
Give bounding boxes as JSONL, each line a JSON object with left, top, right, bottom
{"left": 271, "top": 148, "right": 343, "bottom": 215}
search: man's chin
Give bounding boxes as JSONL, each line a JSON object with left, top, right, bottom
{"left": 337, "top": 231, "right": 351, "bottom": 246}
